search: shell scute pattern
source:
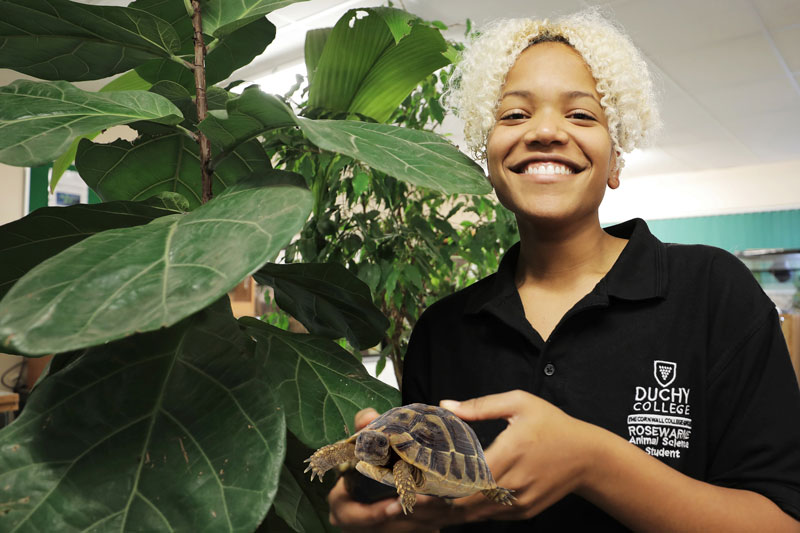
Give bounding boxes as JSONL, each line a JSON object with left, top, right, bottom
{"left": 367, "top": 403, "right": 489, "bottom": 487}
{"left": 304, "top": 403, "right": 515, "bottom": 512}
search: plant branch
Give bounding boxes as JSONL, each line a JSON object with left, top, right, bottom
{"left": 169, "top": 55, "right": 195, "bottom": 69}
{"left": 176, "top": 124, "right": 199, "bottom": 142}
{"left": 191, "top": 0, "right": 213, "bottom": 204}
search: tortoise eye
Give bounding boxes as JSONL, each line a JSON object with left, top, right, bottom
{"left": 377, "top": 436, "right": 388, "bottom": 447}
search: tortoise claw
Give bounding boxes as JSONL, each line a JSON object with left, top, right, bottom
{"left": 482, "top": 487, "right": 515, "bottom": 506}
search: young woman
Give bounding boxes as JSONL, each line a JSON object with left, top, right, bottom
{"left": 327, "top": 10, "right": 800, "bottom": 531}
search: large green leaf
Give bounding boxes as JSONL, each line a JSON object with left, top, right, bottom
{"left": 254, "top": 262, "right": 388, "bottom": 350}
{"left": 76, "top": 131, "right": 271, "bottom": 209}
{"left": 198, "top": 89, "right": 491, "bottom": 195}
{"left": 367, "top": 7, "right": 416, "bottom": 43}
{"left": 270, "top": 432, "right": 336, "bottom": 533}
{"left": 199, "top": 89, "right": 297, "bottom": 153}
{"left": 298, "top": 119, "right": 490, "bottom": 195}
{"left": 202, "top": 0, "right": 310, "bottom": 37}
{"left": 0, "top": 80, "right": 183, "bottom": 168}
{"left": 307, "top": 7, "right": 447, "bottom": 122}
{"left": 242, "top": 319, "right": 400, "bottom": 450}
{"left": 0, "top": 300, "right": 286, "bottom": 532}
{"left": 0, "top": 0, "right": 180, "bottom": 81}
{"left": 0, "top": 175, "right": 313, "bottom": 355}
{"left": 304, "top": 28, "right": 331, "bottom": 88}
{"left": 347, "top": 23, "right": 449, "bottom": 122}
{"left": 50, "top": 70, "right": 155, "bottom": 191}
{"left": 307, "top": 8, "right": 395, "bottom": 113}
{"left": 132, "top": 0, "right": 276, "bottom": 93}
{"left": 0, "top": 194, "right": 188, "bottom": 302}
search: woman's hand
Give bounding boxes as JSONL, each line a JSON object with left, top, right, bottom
{"left": 326, "top": 408, "right": 455, "bottom": 533}
{"left": 440, "top": 390, "right": 600, "bottom": 522}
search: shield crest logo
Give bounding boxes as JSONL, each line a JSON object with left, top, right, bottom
{"left": 654, "top": 360, "right": 677, "bottom": 388}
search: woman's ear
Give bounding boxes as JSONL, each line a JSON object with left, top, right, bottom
{"left": 608, "top": 150, "right": 622, "bottom": 189}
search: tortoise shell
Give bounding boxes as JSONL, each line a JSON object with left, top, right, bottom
{"left": 351, "top": 403, "right": 497, "bottom": 497}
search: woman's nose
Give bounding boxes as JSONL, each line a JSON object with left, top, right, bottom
{"left": 522, "top": 111, "right": 568, "bottom": 145}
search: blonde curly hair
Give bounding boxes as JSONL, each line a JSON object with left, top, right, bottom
{"left": 447, "top": 9, "right": 661, "bottom": 164}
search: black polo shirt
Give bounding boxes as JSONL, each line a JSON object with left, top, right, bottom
{"left": 402, "top": 218, "right": 800, "bottom": 531}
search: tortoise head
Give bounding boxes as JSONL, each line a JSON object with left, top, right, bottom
{"left": 354, "top": 430, "right": 391, "bottom": 465}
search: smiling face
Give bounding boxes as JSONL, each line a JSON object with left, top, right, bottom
{"left": 487, "top": 41, "right": 619, "bottom": 229}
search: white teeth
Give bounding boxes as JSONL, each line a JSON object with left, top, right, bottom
{"left": 520, "top": 162, "right": 573, "bottom": 175}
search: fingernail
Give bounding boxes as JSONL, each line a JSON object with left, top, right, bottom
{"left": 386, "top": 501, "right": 402, "bottom": 517}
{"left": 440, "top": 400, "right": 460, "bottom": 410}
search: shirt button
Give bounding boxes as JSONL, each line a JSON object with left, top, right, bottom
{"left": 543, "top": 363, "right": 556, "bottom": 376}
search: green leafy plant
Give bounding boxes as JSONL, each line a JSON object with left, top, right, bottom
{"left": 0, "top": 1, "right": 490, "bottom": 530}
{"left": 273, "top": 23, "right": 518, "bottom": 385}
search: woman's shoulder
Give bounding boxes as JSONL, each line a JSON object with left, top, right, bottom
{"left": 663, "top": 241, "right": 775, "bottom": 316}
{"left": 664, "top": 242, "right": 757, "bottom": 279}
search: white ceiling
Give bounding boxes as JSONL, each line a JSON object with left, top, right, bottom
{"left": 4, "top": 0, "right": 799, "bottom": 180}
{"left": 248, "top": 0, "right": 800, "bottom": 179}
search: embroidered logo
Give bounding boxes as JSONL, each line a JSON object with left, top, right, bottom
{"left": 626, "top": 359, "right": 692, "bottom": 460}
{"left": 654, "top": 360, "right": 677, "bottom": 387}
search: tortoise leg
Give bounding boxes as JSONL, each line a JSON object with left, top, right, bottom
{"left": 304, "top": 441, "right": 356, "bottom": 482}
{"left": 481, "top": 486, "right": 516, "bottom": 506}
{"left": 392, "top": 461, "right": 418, "bottom": 514}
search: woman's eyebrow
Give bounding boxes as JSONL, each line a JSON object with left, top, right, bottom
{"left": 566, "top": 90, "right": 601, "bottom": 104}
{"left": 500, "top": 89, "right": 601, "bottom": 105}
{"left": 500, "top": 89, "right": 532, "bottom": 99}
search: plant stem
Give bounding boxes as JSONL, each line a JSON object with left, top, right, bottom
{"left": 191, "top": 0, "right": 213, "bottom": 204}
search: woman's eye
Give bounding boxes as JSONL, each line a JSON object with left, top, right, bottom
{"left": 569, "top": 112, "right": 596, "bottom": 121}
{"left": 500, "top": 111, "right": 526, "bottom": 121}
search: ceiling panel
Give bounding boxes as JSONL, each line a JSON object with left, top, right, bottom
{"left": 723, "top": 106, "right": 800, "bottom": 161}
{"left": 693, "top": 77, "right": 800, "bottom": 119}
{"left": 751, "top": 0, "right": 800, "bottom": 31}
{"left": 772, "top": 26, "right": 800, "bottom": 73}
{"left": 603, "top": 0, "right": 761, "bottom": 56}
{"left": 403, "top": 0, "right": 587, "bottom": 28}
{"left": 656, "top": 33, "right": 786, "bottom": 94}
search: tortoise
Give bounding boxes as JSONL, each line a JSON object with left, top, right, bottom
{"left": 304, "top": 403, "right": 515, "bottom": 514}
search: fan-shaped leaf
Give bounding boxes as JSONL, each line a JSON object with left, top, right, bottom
{"left": 347, "top": 23, "right": 448, "bottom": 122}
{"left": 254, "top": 262, "right": 388, "bottom": 349}
{"left": 0, "top": 0, "right": 180, "bottom": 81}
{"left": 0, "top": 80, "right": 182, "bottom": 167}
{"left": 0, "top": 194, "right": 187, "bottom": 302}
{"left": 0, "top": 175, "right": 312, "bottom": 355}
{"left": 306, "top": 7, "right": 447, "bottom": 122}
{"left": 242, "top": 319, "right": 400, "bottom": 450}
{"left": 304, "top": 28, "right": 331, "bottom": 87}
{"left": 307, "top": 9, "right": 395, "bottom": 113}
{"left": 0, "top": 300, "right": 286, "bottom": 532}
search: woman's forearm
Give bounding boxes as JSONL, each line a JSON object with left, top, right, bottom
{"left": 577, "top": 428, "right": 800, "bottom": 532}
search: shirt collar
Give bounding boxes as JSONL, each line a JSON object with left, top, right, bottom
{"left": 465, "top": 218, "right": 668, "bottom": 315}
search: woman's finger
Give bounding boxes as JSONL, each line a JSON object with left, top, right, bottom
{"left": 354, "top": 408, "right": 379, "bottom": 431}
{"left": 440, "top": 390, "right": 530, "bottom": 422}
{"left": 327, "top": 477, "right": 396, "bottom": 528}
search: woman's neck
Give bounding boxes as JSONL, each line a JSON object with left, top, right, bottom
{"left": 514, "top": 216, "right": 627, "bottom": 288}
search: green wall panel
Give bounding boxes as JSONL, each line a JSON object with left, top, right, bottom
{"left": 28, "top": 165, "right": 100, "bottom": 212}
{"left": 636, "top": 210, "right": 800, "bottom": 253}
